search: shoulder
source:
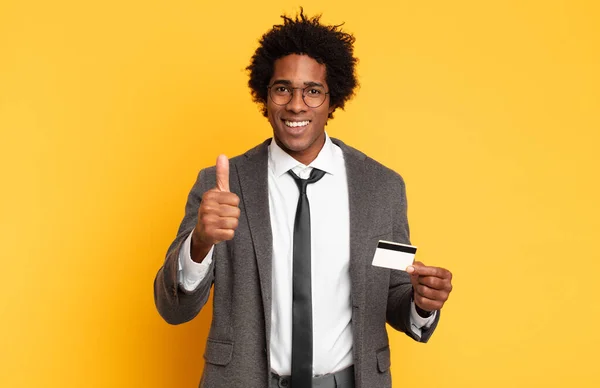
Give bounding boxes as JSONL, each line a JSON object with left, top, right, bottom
{"left": 197, "top": 139, "right": 270, "bottom": 180}
{"left": 331, "top": 137, "right": 406, "bottom": 188}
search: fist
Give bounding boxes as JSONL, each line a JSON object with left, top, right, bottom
{"left": 407, "top": 261, "right": 453, "bottom": 313}
{"left": 192, "top": 155, "right": 241, "bottom": 256}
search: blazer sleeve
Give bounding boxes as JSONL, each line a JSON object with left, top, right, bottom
{"left": 153, "top": 168, "right": 216, "bottom": 325}
{"left": 385, "top": 174, "right": 440, "bottom": 342}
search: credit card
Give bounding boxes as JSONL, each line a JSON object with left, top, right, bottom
{"left": 371, "top": 240, "right": 417, "bottom": 271}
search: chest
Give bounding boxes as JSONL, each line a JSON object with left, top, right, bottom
{"left": 268, "top": 172, "right": 350, "bottom": 273}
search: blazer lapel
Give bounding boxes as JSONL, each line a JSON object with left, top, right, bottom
{"left": 234, "top": 139, "right": 273, "bottom": 348}
{"left": 331, "top": 138, "right": 372, "bottom": 372}
{"left": 333, "top": 138, "right": 370, "bottom": 314}
{"left": 235, "top": 137, "right": 372, "bottom": 372}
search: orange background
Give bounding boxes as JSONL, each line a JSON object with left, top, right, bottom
{"left": 1, "top": 1, "right": 599, "bottom": 387}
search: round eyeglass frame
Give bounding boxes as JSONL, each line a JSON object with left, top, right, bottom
{"left": 267, "top": 85, "right": 330, "bottom": 108}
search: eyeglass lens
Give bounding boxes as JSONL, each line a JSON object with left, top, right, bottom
{"left": 269, "top": 85, "right": 327, "bottom": 108}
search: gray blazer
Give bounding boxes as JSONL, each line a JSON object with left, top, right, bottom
{"left": 154, "top": 138, "right": 439, "bottom": 388}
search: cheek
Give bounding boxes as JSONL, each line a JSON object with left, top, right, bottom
{"left": 315, "top": 108, "right": 330, "bottom": 123}
{"left": 267, "top": 104, "right": 280, "bottom": 121}
{"left": 266, "top": 108, "right": 276, "bottom": 125}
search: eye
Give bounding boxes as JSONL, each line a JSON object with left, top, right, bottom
{"left": 274, "top": 86, "right": 290, "bottom": 93}
{"left": 306, "top": 88, "right": 321, "bottom": 95}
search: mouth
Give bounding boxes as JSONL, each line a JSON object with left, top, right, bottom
{"left": 283, "top": 119, "right": 311, "bottom": 128}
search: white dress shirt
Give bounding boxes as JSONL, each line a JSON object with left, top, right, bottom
{"left": 177, "top": 133, "right": 436, "bottom": 376}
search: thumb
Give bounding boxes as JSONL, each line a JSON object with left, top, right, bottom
{"left": 215, "top": 154, "right": 230, "bottom": 192}
{"left": 407, "top": 262, "right": 420, "bottom": 288}
{"left": 406, "top": 261, "right": 423, "bottom": 275}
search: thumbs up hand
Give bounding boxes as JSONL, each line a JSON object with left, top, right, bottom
{"left": 191, "top": 155, "right": 241, "bottom": 262}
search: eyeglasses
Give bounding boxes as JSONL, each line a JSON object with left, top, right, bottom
{"left": 267, "top": 84, "right": 330, "bottom": 108}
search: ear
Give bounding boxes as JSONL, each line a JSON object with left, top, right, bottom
{"left": 328, "top": 104, "right": 336, "bottom": 114}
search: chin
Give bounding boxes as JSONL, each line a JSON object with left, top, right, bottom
{"left": 279, "top": 137, "right": 309, "bottom": 153}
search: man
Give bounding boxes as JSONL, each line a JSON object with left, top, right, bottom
{"left": 154, "top": 10, "right": 453, "bottom": 388}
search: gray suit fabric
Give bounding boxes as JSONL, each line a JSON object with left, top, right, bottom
{"left": 154, "top": 138, "right": 439, "bottom": 388}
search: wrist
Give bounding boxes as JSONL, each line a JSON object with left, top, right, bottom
{"left": 415, "top": 303, "right": 433, "bottom": 318}
{"left": 412, "top": 290, "right": 434, "bottom": 318}
{"left": 190, "top": 232, "right": 213, "bottom": 263}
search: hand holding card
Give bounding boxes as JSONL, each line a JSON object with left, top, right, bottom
{"left": 407, "top": 261, "right": 453, "bottom": 313}
{"left": 371, "top": 240, "right": 454, "bottom": 313}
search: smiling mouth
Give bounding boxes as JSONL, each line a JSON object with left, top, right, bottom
{"left": 283, "top": 120, "right": 311, "bottom": 128}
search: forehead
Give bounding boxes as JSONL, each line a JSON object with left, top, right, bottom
{"left": 270, "top": 54, "right": 327, "bottom": 85}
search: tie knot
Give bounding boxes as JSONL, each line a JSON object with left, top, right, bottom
{"left": 288, "top": 168, "right": 326, "bottom": 194}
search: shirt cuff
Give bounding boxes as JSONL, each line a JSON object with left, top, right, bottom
{"left": 408, "top": 300, "right": 437, "bottom": 339}
{"left": 177, "top": 230, "right": 214, "bottom": 291}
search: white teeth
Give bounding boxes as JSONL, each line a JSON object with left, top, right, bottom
{"left": 284, "top": 120, "right": 310, "bottom": 128}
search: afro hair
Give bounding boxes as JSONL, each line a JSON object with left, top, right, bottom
{"left": 246, "top": 8, "right": 359, "bottom": 119}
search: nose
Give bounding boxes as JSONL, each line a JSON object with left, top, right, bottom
{"left": 286, "top": 89, "right": 306, "bottom": 113}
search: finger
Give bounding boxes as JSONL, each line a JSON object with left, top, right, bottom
{"left": 217, "top": 204, "right": 241, "bottom": 218}
{"left": 418, "top": 276, "right": 453, "bottom": 291}
{"left": 215, "top": 154, "right": 230, "bottom": 192}
{"left": 407, "top": 265, "right": 420, "bottom": 289}
{"left": 203, "top": 191, "right": 240, "bottom": 207}
{"left": 214, "top": 216, "right": 239, "bottom": 231}
{"left": 414, "top": 284, "right": 449, "bottom": 301}
{"left": 201, "top": 204, "right": 240, "bottom": 221}
{"left": 199, "top": 209, "right": 239, "bottom": 227}
{"left": 406, "top": 260, "right": 423, "bottom": 274}
{"left": 411, "top": 265, "right": 452, "bottom": 279}
{"left": 212, "top": 228, "right": 235, "bottom": 242}
{"left": 414, "top": 293, "right": 444, "bottom": 312}
{"left": 220, "top": 192, "right": 240, "bottom": 207}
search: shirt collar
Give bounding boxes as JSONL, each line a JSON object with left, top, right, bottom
{"left": 268, "top": 132, "right": 340, "bottom": 178}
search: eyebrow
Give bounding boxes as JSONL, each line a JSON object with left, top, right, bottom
{"left": 270, "top": 80, "right": 325, "bottom": 87}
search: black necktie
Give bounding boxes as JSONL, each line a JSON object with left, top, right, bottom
{"left": 289, "top": 168, "right": 326, "bottom": 388}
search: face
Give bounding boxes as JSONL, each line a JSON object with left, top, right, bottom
{"left": 267, "top": 54, "right": 334, "bottom": 165}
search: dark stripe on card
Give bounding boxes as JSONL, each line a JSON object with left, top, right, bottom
{"left": 377, "top": 241, "right": 417, "bottom": 254}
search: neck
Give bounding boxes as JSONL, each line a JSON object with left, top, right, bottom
{"left": 274, "top": 135, "right": 326, "bottom": 166}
